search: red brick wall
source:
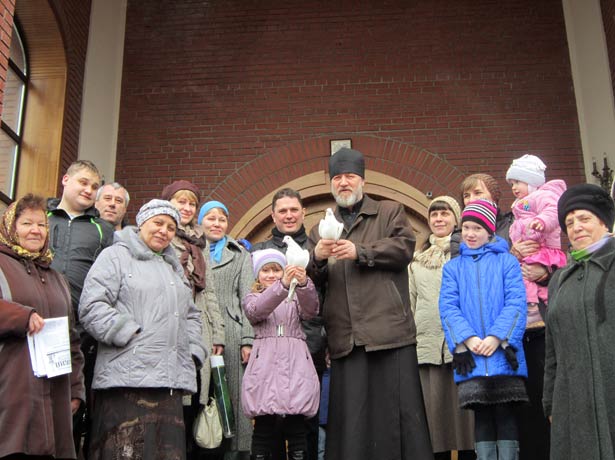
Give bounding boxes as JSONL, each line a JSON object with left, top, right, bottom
{"left": 601, "top": 0, "right": 615, "bottom": 99}
{"left": 117, "top": 0, "right": 584, "bottom": 219}
{"left": 0, "top": 0, "right": 15, "bottom": 119}
{"left": 48, "top": 0, "right": 91, "bottom": 176}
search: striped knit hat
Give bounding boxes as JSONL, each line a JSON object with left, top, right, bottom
{"left": 461, "top": 200, "right": 497, "bottom": 235}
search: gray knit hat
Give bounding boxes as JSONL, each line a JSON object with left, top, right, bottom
{"left": 136, "top": 199, "right": 181, "bottom": 227}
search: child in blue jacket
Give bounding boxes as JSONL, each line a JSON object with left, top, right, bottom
{"left": 439, "top": 200, "right": 528, "bottom": 460}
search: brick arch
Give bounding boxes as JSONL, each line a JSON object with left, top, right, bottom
{"left": 206, "top": 135, "right": 467, "bottom": 239}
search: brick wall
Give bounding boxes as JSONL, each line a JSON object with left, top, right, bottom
{"left": 48, "top": 0, "right": 91, "bottom": 177}
{"left": 117, "top": 0, "right": 584, "bottom": 220}
{"left": 601, "top": 0, "right": 615, "bottom": 100}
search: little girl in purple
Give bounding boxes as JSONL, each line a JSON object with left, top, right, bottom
{"left": 506, "top": 154, "right": 567, "bottom": 328}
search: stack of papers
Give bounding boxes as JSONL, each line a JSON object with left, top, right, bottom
{"left": 27, "top": 316, "right": 72, "bottom": 378}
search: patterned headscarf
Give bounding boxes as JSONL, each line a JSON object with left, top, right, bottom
{"left": 0, "top": 200, "right": 53, "bottom": 266}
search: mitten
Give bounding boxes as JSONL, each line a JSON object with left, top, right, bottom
{"left": 503, "top": 345, "right": 519, "bottom": 371}
{"left": 452, "top": 350, "right": 476, "bottom": 376}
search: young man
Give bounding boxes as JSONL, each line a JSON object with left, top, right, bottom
{"left": 252, "top": 188, "right": 325, "bottom": 460}
{"left": 47, "top": 160, "right": 114, "bottom": 457}
{"left": 95, "top": 182, "right": 130, "bottom": 230}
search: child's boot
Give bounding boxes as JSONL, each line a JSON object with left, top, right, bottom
{"left": 250, "top": 454, "right": 272, "bottom": 460}
{"left": 497, "top": 440, "right": 519, "bottom": 460}
{"left": 475, "top": 441, "right": 497, "bottom": 460}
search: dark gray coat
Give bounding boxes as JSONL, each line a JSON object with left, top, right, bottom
{"left": 544, "top": 237, "right": 615, "bottom": 460}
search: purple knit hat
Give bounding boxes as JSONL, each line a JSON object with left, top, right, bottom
{"left": 461, "top": 200, "right": 497, "bottom": 235}
{"left": 251, "top": 249, "right": 287, "bottom": 278}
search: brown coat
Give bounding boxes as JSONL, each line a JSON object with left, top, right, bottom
{"left": 307, "top": 195, "right": 417, "bottom": 359}
{"left": 0, "top": 245, "right": 85, "bottom": 459}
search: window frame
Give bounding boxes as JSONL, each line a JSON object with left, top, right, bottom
{"left": 0, "top": 20, "right": 29, "bottom": 205}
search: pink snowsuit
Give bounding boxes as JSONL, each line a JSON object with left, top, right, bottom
{"left": 509, "top": 179, "right": 567, "bottom": 304}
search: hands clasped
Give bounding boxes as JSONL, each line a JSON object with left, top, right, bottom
{"left": 314, "top": 238, "right": 357, "bottom": 262}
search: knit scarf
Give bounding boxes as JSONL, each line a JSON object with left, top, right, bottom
{"left": 413, "top": 234, "right": 451, "bottom": 269}
{"left": 0, "top": 202, "right": 53, "bottom": 267}
{"left": 175, "top": 224, "right": 207, "bottom": 293}
{"left": 570, "top": 233, "right": 613, "bottom": 262}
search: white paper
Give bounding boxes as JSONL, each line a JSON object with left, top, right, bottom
{"left": 27, "top": 316, "right": 72, "bottom": 378}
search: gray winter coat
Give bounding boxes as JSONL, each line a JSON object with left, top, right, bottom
{"left": 209, "top": 236, "right": 255, "bottom": 452}
{"left": 79, "top": 227, "right": 206, "bottom": 393}
{"left": 544, "top": 237, "right": 615, "bottom": 460}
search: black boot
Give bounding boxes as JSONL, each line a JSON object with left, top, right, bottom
{"left": 288, "top": 451, "right": 306, "bottom": 460}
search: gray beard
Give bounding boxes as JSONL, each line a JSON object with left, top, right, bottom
{"left": 332, "top": 185, "right": 363, "bottom": 208}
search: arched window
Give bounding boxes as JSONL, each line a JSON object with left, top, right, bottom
{"left": 0, "top": 22, "right": 28, "bottom": 204}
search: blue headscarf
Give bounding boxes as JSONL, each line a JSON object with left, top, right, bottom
{"left": 198, "top": 201, "right": 229, "bottom": 263}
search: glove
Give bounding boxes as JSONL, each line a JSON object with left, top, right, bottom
{"left": 503, "top": 345, "right": 519, "bottom": 371}
{"left": 452, "top": 350, "right": 476, "bottom": 376}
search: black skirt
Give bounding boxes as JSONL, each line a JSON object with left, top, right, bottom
{"left": 325, "top": 345, "right": 433, "bottom": 460}
{"left": 89, "top": 388, "right": 186, "bottom": 460}
{"left": 458, "top": 376, "right": 528, "bottom": 410}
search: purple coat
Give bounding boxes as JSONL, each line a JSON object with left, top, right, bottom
{"left": 241, "top": 279, "right": 320, "bottom": 418}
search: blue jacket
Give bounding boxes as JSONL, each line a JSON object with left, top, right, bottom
{"left": 439, "top": 236, "right": 527, "bottom": 383}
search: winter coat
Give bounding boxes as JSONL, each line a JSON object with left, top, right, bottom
{"left": 0, "top": 245, "right": 85, "bottom": 459}
{"left": 209, "top": 236, "right": 255, "bottom": 451}
{"left": 439, "top": 236, "right": 528, "bottom": 383}
{"left": 169, "top": 225, "right": 225, "bottom": 402}
{"left": 509, "top": 180, "right": 566, "bottom": 249}
{"left": 307, "top": 195, "right": 416, "bottom": 359}
{"left": 47, "top": 198, "right": 114, "bottom": 326}
{"left": 252, "top": 226, "right": 326, "bottom": 370}
{"left": 409, "top": 235, "right": 453, "bottom": 365}
{"left": 79, "top": 226, "right": 206, "bottom": 393}
{"left": 543, "top": 237, "right": 615, "bottom": 460}
{"left": 241, "top": 278, "right": 320, "bottom": 418}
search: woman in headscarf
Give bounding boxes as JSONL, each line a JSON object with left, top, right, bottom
{"left": 544, "top": 184, "right": 615, "bottom": 460}
{"left": 79, "top": 199, "right": 206, "bottom": 460}
{"left": 199, "top": 201, "right": 255, "bottom": 460}
{"left": 0, "top": 194, "right": 84, "bottom": 459}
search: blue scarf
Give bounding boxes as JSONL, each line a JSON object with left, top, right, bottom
{"left": 199, "top": 200, "right": 230, "bottom": 264}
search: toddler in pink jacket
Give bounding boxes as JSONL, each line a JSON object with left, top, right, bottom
{"left": 241, "top": 249, "right": 320, "bottom": 460}
{"left": 506, "top": 154, "right": 567, "bottom": 328}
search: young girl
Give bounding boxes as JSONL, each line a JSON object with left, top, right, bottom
{"left": 242, "top": 249, "right": 320, "bottom": 460}
{"left": 439, "top": 200, "right": 528, "bottom": 460}
{"left": 505, "top": 154, "right": 567, "bottom": 328}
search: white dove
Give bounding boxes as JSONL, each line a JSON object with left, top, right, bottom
{"left": 318, "top": 207, "right": 344, "bottom": 241}
{"left": 283, "top": 235, "right": 310, "bottom": 301}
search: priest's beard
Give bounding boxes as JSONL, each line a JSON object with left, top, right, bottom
{"left": 332, "top": 183, "right": 363, "bottom": 208}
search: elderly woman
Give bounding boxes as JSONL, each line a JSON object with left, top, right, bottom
{"left": 0, "top": 194, "right": 84, "bottom": 459}
{"left": 543, "top": 184, "right": 615, "bottom": 460}
{"left": 198, "top": 200, "right": 255, "bottom": 459}
{"left": 408, "top": 196, "right": 474, "bottom": 460}
{"left": 79, "top": 199, "right": 206, "bottom": 460}
{"left": 161, "top": 181, "right": 225, "bottom": 457}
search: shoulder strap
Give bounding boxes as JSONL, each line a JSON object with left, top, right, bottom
{"left": 0, "top": 266, "right": 11, "bottom": 354}
{"left": 0, "top": 265, "right": 12, "bottom": 301}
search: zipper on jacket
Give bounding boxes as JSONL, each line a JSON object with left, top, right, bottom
{"left": 475, "top": 261, "right": 488, "bottom": 376}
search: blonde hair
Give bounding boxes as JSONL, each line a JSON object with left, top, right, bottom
{"left": 172, "top": 189, "right": 198, "bottom": 206}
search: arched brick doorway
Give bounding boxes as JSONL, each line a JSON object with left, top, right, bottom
{"left": 209, "top": 135, "right": 467, "bottom": 247}
{"left": 230, "top": 169, "right": 434, "bottom": 247}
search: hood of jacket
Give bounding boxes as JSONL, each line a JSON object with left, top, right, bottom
{"left": 459, "top": 235, "right": 510, "bottom": 259}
